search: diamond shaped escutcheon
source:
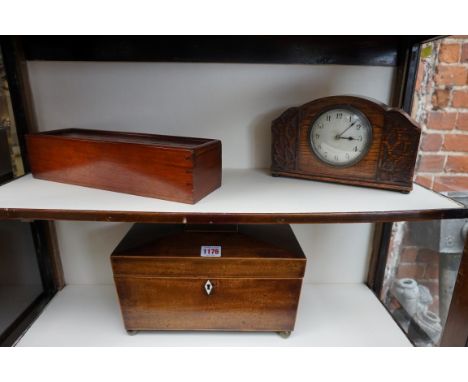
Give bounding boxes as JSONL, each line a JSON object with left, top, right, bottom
{"left": 204, "top": 280, "right": 213, "bottom": 295}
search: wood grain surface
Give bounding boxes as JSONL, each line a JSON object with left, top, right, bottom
{"left": 115, "top": 277, "right": 303, "bottom": 331}
{"left": 26, "top": 128, "right": 222, "bottom": 204}
{"left": 111, "top": 224, "right": 306, "bottom": 332}
{"left": 271, "top": 95, "right": 421, "bottom": 193}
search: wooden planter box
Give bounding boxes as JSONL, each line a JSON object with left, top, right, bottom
{"left": 26, "top": 128, "right": 222, "bottom": 204}
{"left": 111, "top": 224, "right": 307, "bottom": 334}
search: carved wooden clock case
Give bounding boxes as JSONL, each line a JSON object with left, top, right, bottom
{"left": 271, "top": 95, "right": 422, "bottom": 193}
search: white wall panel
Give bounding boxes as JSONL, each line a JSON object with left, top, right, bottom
{"left": 55, "top": 221, "right": 132, "bottom": 285}
{"left": 292, "top": 224, "right": 373, "bottom": 283}
{"left": 27, "top": 62, "right": 395, "bottom": 169}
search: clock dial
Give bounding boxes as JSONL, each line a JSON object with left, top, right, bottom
{"left": 309, "top": 107, "right": 372, "bottom": 167}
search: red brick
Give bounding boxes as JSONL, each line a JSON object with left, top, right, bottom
{"left": 426, "top": 112, "right": 457, "bottom": 130}
{"left": 443, "top": 134, "right": 468, "bottom": 152}
{"left": 417, "top": 248, "right": 439, "bottom": 263}
{"left": 439, "top": 43, "right": 460, "bottom": 63}
{"left": 433, "top": 176, "right": 468, "bottom": 192}
{"left": 434, "top": 66, "right": 467, "bottom": 86}
{"left": 420, "top": 134, "right": 443, "bottom": 151}
{"left": 417, "top": 155, "right": 445, "bottom": 172}
{"left": 457, "top": 113, "right": 468, "bottom": 131}
{"left": 414, "top": 175, "right": 433, "bottom": 189}
{"left": 424, "top": 264, "right": 439, "bottom": 279}
{"left": 432, "top": 89, "right": 451, "bottom": 108}
{"left": 400, "top": 246, "right": 419, "bottom": 262}
{"left": 396, "top": 263, "right": 426, "bottom": 279}
{"left": 462, "top": 44, "right": 468, "bottom": 63}
{"left": 452, "top": 90, "right": 468, "bottom": 108}
{"left": 446, "top": 156, "right": 468, "bottom": 173}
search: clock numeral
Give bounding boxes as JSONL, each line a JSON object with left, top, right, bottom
{"left": 318, "top": 124, "right": 324, "bottom": 129}
{"left": 358, "top": 136, "right": 363, "bottom": 141}
{"left": 349, "top": 115, "right": 352, "bottom": 122}
{"left": 323, "top": 152, "right": 327, "bottom": 157}
{"left": 318, "top": 144, "right": 322, "bottom": 150}
{"left": 356, "top": 124, "right": 361, "bottom": 130}
{"left": 315, "top": 134, "right": 320, "bottom": 140}
{"left": 345, "top": 153, "right": 350, "bottom": 160}
{"left": 336, "top": 113, "right": 343, "bottom": 119}
{"left": 326, "top": 115, "right": 331, "bottom": 122}
{"left": 334, "top": 155, "right": 339, "bottom": 161}
{"left": 353, "top": 146, "right": 358, "bottom": 152}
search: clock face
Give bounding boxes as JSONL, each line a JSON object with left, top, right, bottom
{"left": 309, "top": 106, "right": 372, "bottom": 167}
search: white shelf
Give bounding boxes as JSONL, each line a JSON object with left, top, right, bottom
{"left": 17, "top": 284, "right": 411, "bottom": 346}
{"left": 0, "top": 169, "right": 464, "bottom": 223}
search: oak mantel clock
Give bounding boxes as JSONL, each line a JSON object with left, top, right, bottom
{"left": 271, "top": 95, "right": 421, "bottom": 193}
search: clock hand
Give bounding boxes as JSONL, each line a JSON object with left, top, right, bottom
{"left": 336, "top": 120, "right": 358, "bottom": 139}
{"left": 338, "top": 136, "right": 358, "bottom": 141}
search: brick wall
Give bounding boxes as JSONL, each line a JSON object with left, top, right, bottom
{"left": 385, "top": 36, "right": 468, "bottom": 323}
{"left": 395, "top": 243, "right": 440, "bottom": 314}
{"left": 412, "top": 35, "right": 468, "bottom": 192}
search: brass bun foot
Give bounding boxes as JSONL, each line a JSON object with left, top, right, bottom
{"left": 277, "top": 331, "right": 291, "bottom": 339}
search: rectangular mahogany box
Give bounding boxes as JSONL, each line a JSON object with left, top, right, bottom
{"left": 26, "top": 128, "right": 222, "bottom": 204}
{"left": 111, "top": 224, "right": 307, "bottom": 334}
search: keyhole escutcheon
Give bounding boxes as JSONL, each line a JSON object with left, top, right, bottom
{"left": 204, "top": 280, "right": 213, "bottom": 295}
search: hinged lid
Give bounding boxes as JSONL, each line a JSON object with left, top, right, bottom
{"left": 111, "top": 224, "right": 306, "bottom": 278}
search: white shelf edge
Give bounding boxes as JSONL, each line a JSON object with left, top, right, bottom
{"left": 0, "top": 169, "right": 464, "bottom": 223}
